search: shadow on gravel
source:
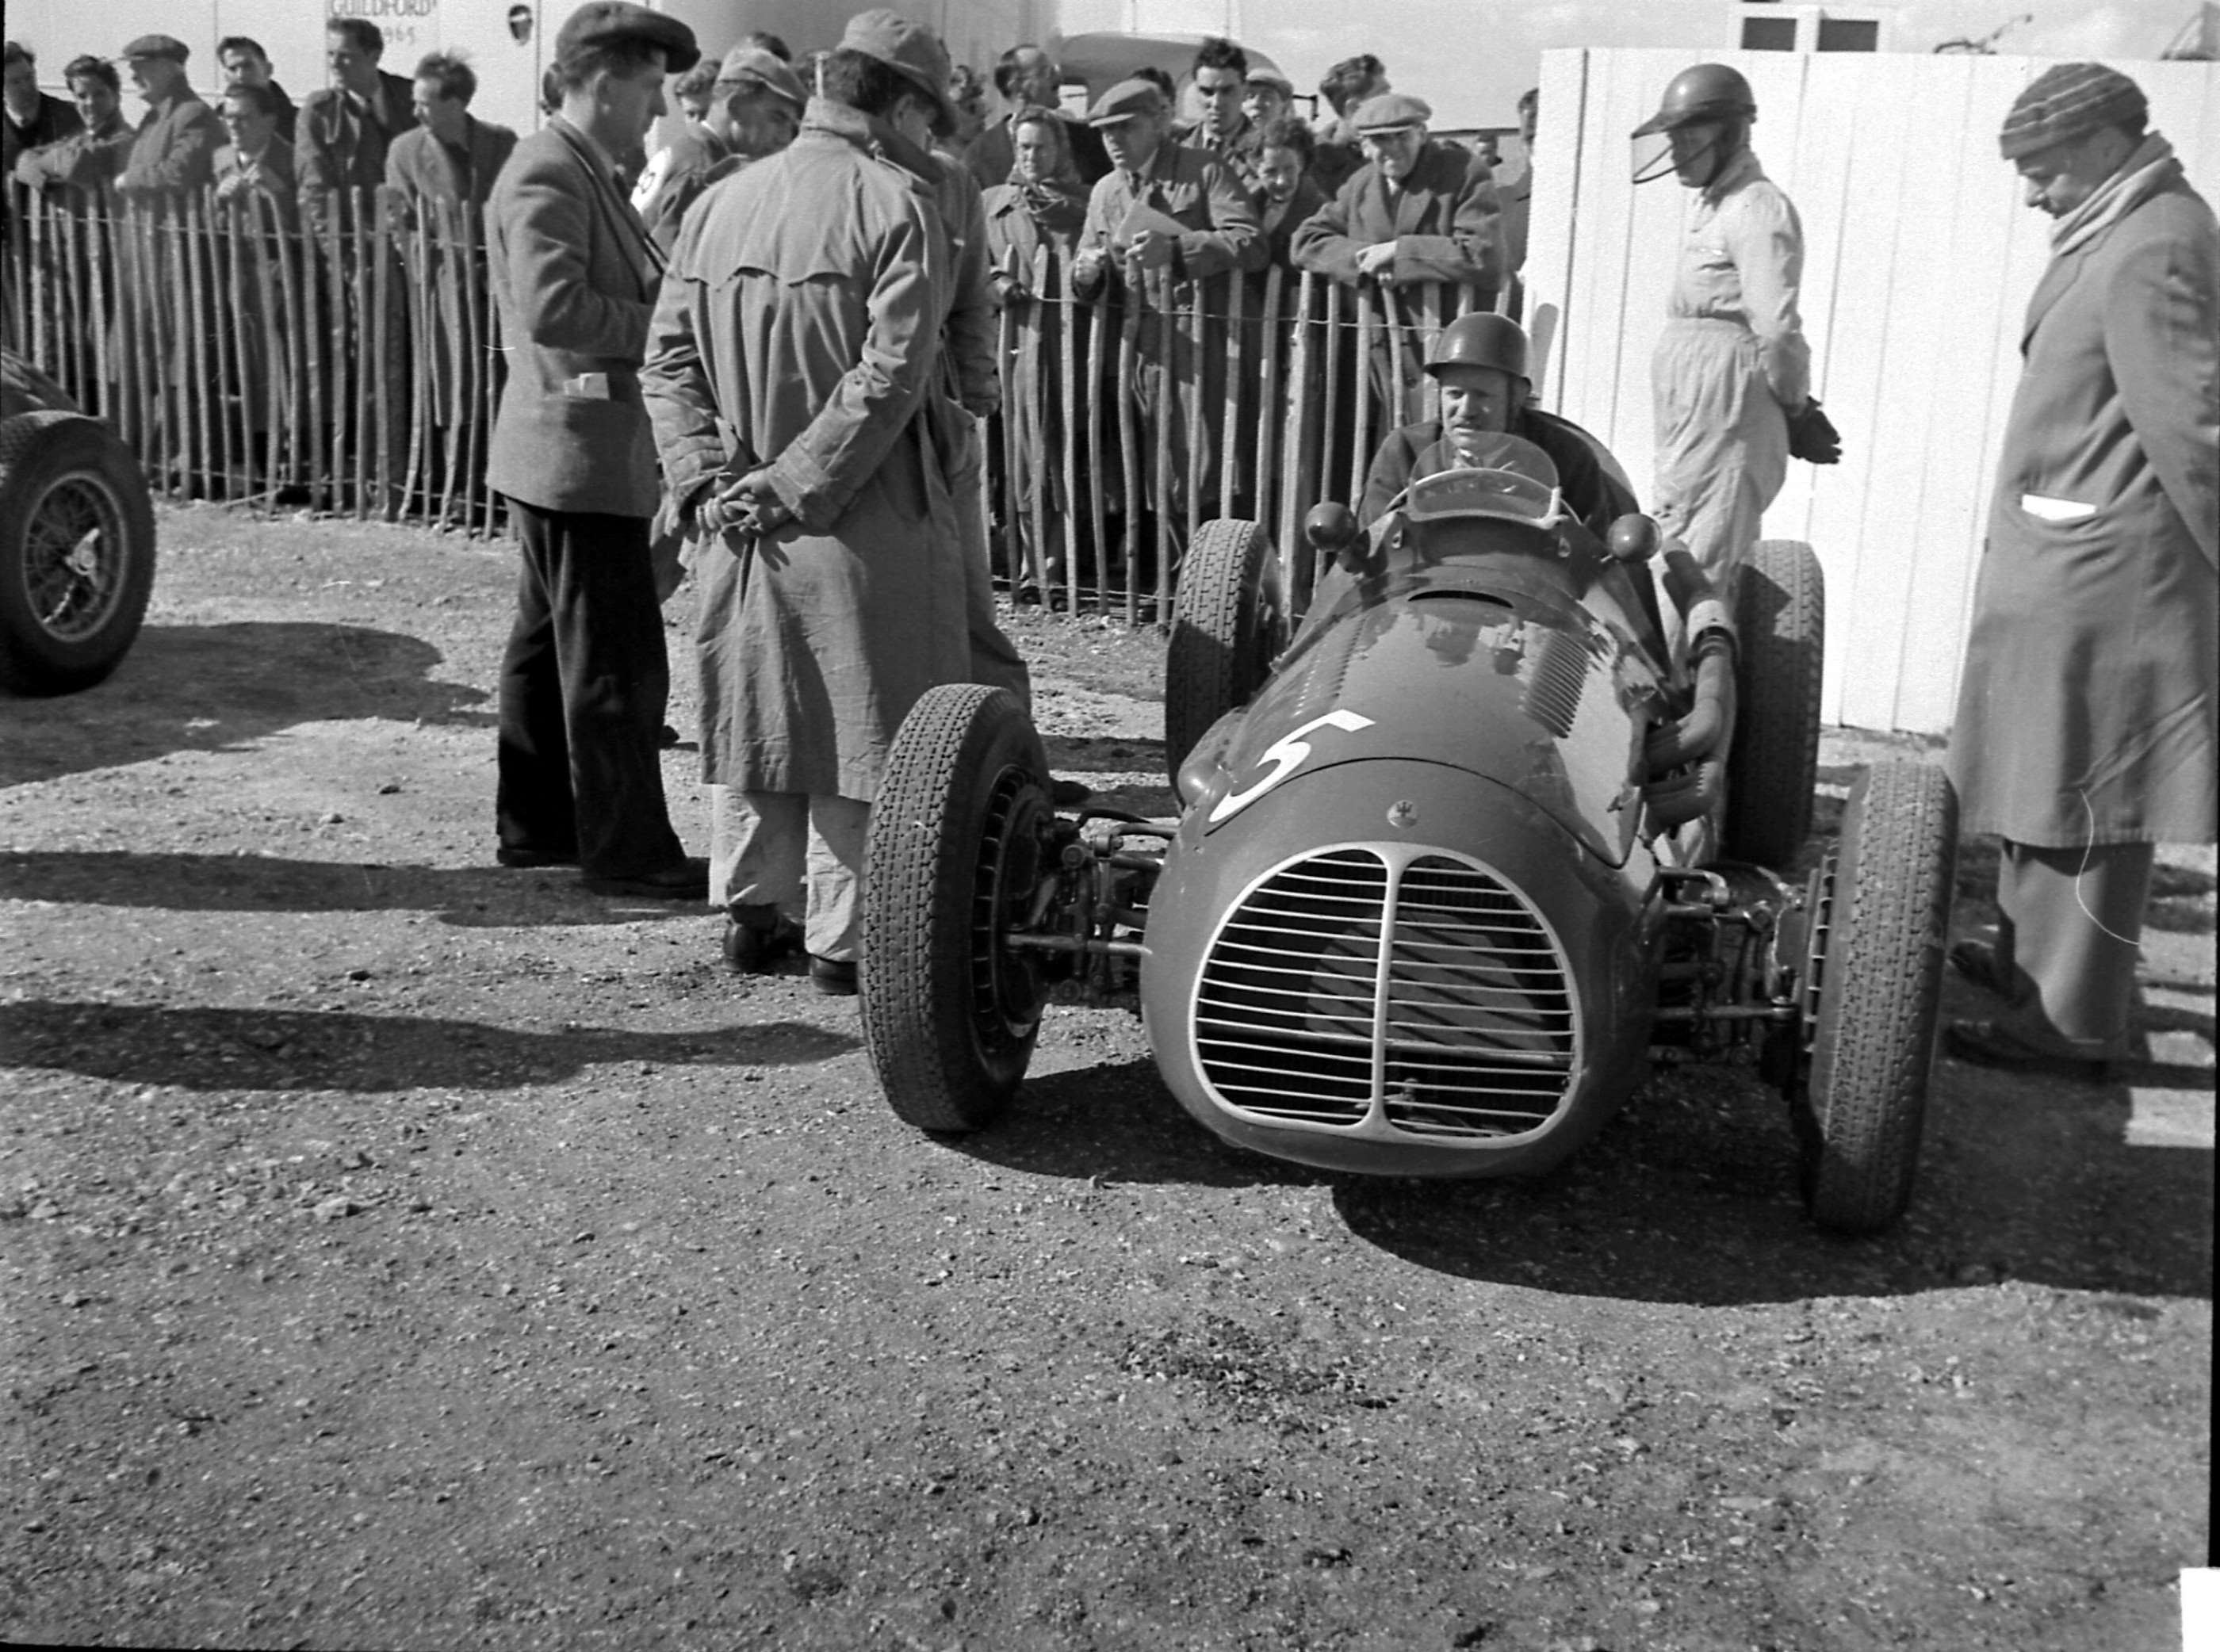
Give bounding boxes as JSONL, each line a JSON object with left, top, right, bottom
{"left": 0, "top": 851, "right": 700, "bottom": 928}
{"left": 0, "top": 1000, "right": 855, "bottom": 1093}
{"left": 946, "top": 1057, "right": 1333, "bottom": 1190}
{"left": 0, "top": 622, "right": 488, "bottom": 787}
{"left": 1330, "top": 1054, "right": 2212, "bottom": 1307}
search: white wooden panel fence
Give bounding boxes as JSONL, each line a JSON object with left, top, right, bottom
{"left": 1525, "top": 48, "right": 2220, "bottom": 735}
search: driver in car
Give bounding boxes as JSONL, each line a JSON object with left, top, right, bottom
{"left": 1357, "top": 312, "right": 1632, "bottom": 537}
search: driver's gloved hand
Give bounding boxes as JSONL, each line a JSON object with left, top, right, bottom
{"left": 1787, "top": 399, "right": 1842, "bottom": 465}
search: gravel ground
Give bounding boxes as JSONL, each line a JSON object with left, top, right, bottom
{"left": 2, "top": 506, "right": 2210, "bottom": 1651}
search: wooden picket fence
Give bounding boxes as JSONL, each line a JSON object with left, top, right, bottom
{"left": 983, "top": 254, "right": 1482, "bottom": 621}
{"left": 4, "top": 180, "right": 1483, "bottom": 614}
{"left": 3, "top": 180, "right": 506, "bottom": 535}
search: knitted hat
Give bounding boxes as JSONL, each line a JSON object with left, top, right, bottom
{"left": 1999, "top": 63, "right": 2146, "bottom": 159}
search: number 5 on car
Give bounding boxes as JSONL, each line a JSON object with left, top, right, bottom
{"left": 1208, "top": 709, "right": 1376, "bottom": 823}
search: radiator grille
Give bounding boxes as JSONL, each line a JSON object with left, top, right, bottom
{"left": 1193, "top": 849, "right": 1578, "bottom": 1140}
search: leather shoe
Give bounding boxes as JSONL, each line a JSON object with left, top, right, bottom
{"left": 1944, "top": 1019, "right": 2111, "bottom": 1082}
{"left": 723, "top": 905, "right": 802, "bottom": 974}
{"left": 809, "top": 955, "right": 859, "bottom": 996}
{"left": 581, "top": 859, "right": 709, "bottom": 901}
{"left": 1948, "top": 940, "right": 2015, "bottom": 997}
{"left": 497, "top": 844, "right": 579, "bottom": 869}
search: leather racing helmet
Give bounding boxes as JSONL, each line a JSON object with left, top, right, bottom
{"left": 1632, "top": 63, "right": 1756, "bottom": 137}
{"left": 1424, "top": 312, "right": 1530, "bottom": 384}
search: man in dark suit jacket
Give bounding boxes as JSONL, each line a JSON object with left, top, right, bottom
{"left": 297, "top": 17, "right": 415, "bottom": 228}
{"left": 484, "top": 2, "right": 702, "bottom": 899}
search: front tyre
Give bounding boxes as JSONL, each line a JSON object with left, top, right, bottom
{"left": 0, "top": 411, "right": 158, "bottom": 694}
{"left": 1164, "top": 518, "right": 1284, "bottom": 786}
{"left": 1793, "top": 759, "right": 1957, "bottom": 1234}
{"left": 860, "top": 685, "right": 1050, "bottom": 1133}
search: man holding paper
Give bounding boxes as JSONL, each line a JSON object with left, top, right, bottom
{"left": 1945, "top": 63, "right": 2218, "bottom": 1077}
{"left": 1072, "top": 77, "right": 1262, "bottom": 560}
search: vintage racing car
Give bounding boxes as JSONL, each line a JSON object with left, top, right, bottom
{"left": 855, "top": 434, "right": 1955, "bottom": 1234}
{"left": 0, "top": 348, "right": 157, "bottom": 694}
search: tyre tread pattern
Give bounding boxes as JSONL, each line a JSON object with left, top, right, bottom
{"left": 1799, "top": 759, "right": 1958, "bottom": 1234}
{"left": 859, "top": 684, "right": 1042, "bottom": 1134}
{"left": 1164, "top": 518, "right": 1280, "bottom": 785}
{"left": 1724, "top": 539, "right": 1824, "bottom": 868}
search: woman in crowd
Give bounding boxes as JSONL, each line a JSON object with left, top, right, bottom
{"left": 982, "top": 104, "right": 1090, "bottom": 597}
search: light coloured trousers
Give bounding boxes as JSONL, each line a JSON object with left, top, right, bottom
{"left": 1651, "top": 317, "right": 1789, "bottom": 579}
{"left": 709, "top": 787, "right": 871, "bottom": 962}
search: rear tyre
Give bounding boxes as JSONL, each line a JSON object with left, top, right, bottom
{"left": 859, "top": 685, "right": 1049, "bottom": 1133}
{"left": 1792, "top": 759, "right": 1957, "bottom": 1235}
{"left": 1722, "top": 538, "right": 1824, "bottom": 868}
{"left": 0, "top": 411, "right": 157, "bottom": 694}
{"left": 1164, "top": 518, "right": 1284, "bottom": 785}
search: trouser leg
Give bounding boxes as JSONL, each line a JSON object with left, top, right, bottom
{"left": 1996, "top": 837, "right": 2156, "bottom": 1057}
{"left": 716, "top": 790, "right": 808, "bottom": 918}
{"left": 1651, "top": 323, "right": 1788, "bottom": 585}
{"left": 950, "top": 419, "right": 1032, "bottom": 713}
{"left": 511, "top": 500, "right": 686, "bottom": 878}
{"left": 800, "top": 795, "right": 871, "bottom": 963}
{"left": 495, "top": 507, "right": 576, "bottom": 857}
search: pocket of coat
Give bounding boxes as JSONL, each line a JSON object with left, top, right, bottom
{"left": 2019, "top": 493, "right": 2096, "bottom": 523}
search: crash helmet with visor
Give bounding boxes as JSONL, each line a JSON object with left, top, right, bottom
{"left": 1630, "top": 63, "right": 1755, "bottom": 187}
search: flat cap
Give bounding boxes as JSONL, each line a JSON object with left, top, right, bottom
{"left": 1246, "top": 70, "right": 1294, "bottom": 98}
{"left": 1353, "top": 92, "right": 1430, "bottom": 134}
{"left": 117, "top": 34, "right": 189, "bottom": 63}
{"left": 1999, "top": 62, "right": 2146, "bottom": 160}
{"left": 553, "top": 2, "right": 700, "bottom": 75}
{"left": 840, "top": 9, "right": 958, "bottom": 136}
{"left": 715, "top": 44, "right": 806, "bottom": 110}
{"left": 1087, "top": 77, "right": 1166, "bottom": 126}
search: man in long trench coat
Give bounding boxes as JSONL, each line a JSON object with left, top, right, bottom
{"left": 644, "top": 23, "right": 970, "bottom": 993}
{"left": 1945, "top": 63, "right": 2218, "bottom": 1076}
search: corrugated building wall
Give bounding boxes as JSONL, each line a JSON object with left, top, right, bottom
{"left": 1525, "top": 48, "right": 2220, "bottom": 736}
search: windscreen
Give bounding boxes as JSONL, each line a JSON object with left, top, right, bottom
{"left": 1401, "top": 434, "right": 1564, "bottom": 530}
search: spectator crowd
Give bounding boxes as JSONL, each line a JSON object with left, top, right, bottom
{"left": 2, "top": 11, "right": 2211, "bottom": 1064}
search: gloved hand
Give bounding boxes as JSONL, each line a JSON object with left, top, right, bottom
{"left": 1787, "top": 399, "right": 1842, "bottom": 465}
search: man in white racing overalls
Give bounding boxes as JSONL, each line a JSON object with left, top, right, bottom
{"left": 1632, "top": 63, "right": 1838, "bottom": 588}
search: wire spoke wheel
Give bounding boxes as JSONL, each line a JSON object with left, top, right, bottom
{"left": 2, "top": 411, "right": 157, "bottom": 694}
{"left": 23, "top": 475, "right": 128, "bottom": 643}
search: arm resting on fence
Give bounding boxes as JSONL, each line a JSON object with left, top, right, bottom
{"left": 117, "top": 101, "right": 222, "bottom": 199}
{"left": 1173, "top": 156, "right": 1263, "bottom": 280}
{"left": 1387, "top": 149, "right": 1505, "bottom": 290}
